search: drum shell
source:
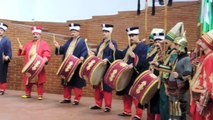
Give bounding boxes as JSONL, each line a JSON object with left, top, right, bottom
{"left": 104, "top": 60, "right": 133, "bottom": 91}
{"left": 56, "top": 54, "right": 81, "bottom": 81}
{"left": 129, "top": 70, "right": 159, "bottom": 105}
{"left": 22, "top": 54, "right": 46, "bottom": 81}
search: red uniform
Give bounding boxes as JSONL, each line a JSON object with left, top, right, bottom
{"left": 18, "top": 39, "right": 51, "bottom": 97}
{"left": 191, "top": 30, "right": 213, "bottom": 120}
{"left": 190, "top": 51, "right": 213, "bottom": 120}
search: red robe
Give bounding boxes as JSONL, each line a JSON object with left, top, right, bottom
{"left": 191, "top": 51, "right": 213, "bottom": 120}
{"left": 18, "top": 40, "right": 51, "bottom": 85}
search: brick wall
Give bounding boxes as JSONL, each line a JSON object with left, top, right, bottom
{"left": 1, "top": 1, "right": 200, "bottom": 97}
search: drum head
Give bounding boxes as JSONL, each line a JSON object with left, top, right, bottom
{"left": 116, "top": 68, "right": 133, "bottom": 91}
{"left": 90, "top": 62, "right": 107, "bottom": 85}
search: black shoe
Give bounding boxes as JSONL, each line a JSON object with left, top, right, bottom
{"left": 72, "top": 101, "right": 79, "bottom": 105}
{"left": 104, "top": 108, "right": 111, "bottom": 112}
{"left": 118, "top": 113, "right": 131, "bottom": 117}
{"left": 0, "top": 91, "right": 4, "bottom": 95}
{"left": 60, "top": 100, "right": 71, "bottom": 103}
{"left": 90, "top": 105, "right": 101, "bottom": 110}
{"left": 132, "top": 116, "right": 141, "bottom": 120}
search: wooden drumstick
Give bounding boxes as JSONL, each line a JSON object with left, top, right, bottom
{"left": 17, "top": 37, "right": 22, "bottom": 46}
{"left": 17, "top": 37, "right": 24, "bottom": 55}
{"left": 85, "top": 38, "right": 95, "bottom": 57}
{"left": 85, "top": 38, "right": 90, "bottom": 52}
{"left": 53, "top": 34, "right": 56, "bottom": 42}
{"left": 145, "top": 0, "right": 148, "bottom": 34}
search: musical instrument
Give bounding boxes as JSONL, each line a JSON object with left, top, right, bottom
{"left": 129, "top": 70, "right": 159, "bottom": 105}
{"left": 79, "top": 56, "right": 107, "bottom": 85}
{"left": 104, "top": 60, "right": 133, "bottom": 91}
{"left": 56, "top": 54, "right": 81, "bottom": 81}
{"left": 22, "top": 54, "right": 46, "bottom": 81}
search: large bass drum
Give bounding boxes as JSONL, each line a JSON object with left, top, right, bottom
{"left": 79, "top": 56, "right": 107, "bottom": 85}
{"left": 129, "top": 70, "right": 159, "bottom": 105}
{"left": 22, "top": 54, "right": 46, "bottom": 81}
{"left": 104, "top": 60, "right": 133, "bottom": 91}
{"left": 56, "top": 54, "right": 81, "bottom": 81}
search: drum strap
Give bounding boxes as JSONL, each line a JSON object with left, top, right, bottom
{"left": 29, "top": 40, "right": 40, "bottom": 59}
{"left": 147, "top": 47, "right": 157, "bottom": 59}
{"left": 123, "top": 44, "right": 137, "bottom": 63}
{"left": 65, "top": 37, "right": 79, "bottom": 57}
{"left": 97, "top": 39, "right": 109, "bottom": 59}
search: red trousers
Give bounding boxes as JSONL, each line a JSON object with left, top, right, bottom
{"left": 191, "top": 100, "right": 213, "bottom": 120}
{"left": 63, "top": 86, "right": 82, "bottom": 102}
{"left": 25, "top": 83, "right": 44, "bottom": 96}
{"left": 0, "top": 83, "right": 6, "bottom": 91}
{"left": 93, "top": 86, "right": 112, "bottom": 109}
{"left": 123, "top": 95, "right": 143, "bottom": 119}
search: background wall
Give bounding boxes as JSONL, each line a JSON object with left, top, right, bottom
{"left": 1, "top": 1, "right": 200, "bottom": 97}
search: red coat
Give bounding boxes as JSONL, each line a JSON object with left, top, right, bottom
{"left": 190, "top": 51, "right": 213, "bottom": 120}
{"left": 18, "top": 40, "right": 51, "bottom": 85}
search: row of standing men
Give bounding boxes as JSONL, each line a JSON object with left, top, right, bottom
{"left": 0, "top": 22, "right": 213, "bottom": 120}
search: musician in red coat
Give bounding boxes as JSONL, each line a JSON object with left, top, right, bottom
{"left": 18, "top": 26, "right": 51, "bottom": 100}
{"left": 191, "top": 29, "right": 213, "bottom": 120}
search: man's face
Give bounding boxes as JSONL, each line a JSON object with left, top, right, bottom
{"left": 102, "top": 31, "right": 111, "bottom": 39}
{"left": 70, "top": 30, "right": 79, "bottom": 38}
{"left": 197, "top": 39, "right": 208, "bottom": 52}
{"left": 155, "top": 41, "right": 162, "bottom": 52}
{"left": 174, "top": 43, "right": 181, "bottom": 53}
{"left": 162, "top": 39, "right": 172, "bottom": 47}
{"left": 33, "top": 33, "right": 41, "bottom": 41}
{"left": 129, "top": 34, "right": 139, "bottom": 44}
{"left": 0, "top": 29, "right": 5, "bottom": 36}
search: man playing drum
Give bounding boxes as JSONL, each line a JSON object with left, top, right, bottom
{"left": 0, "top": 23, "right": 12, "bottom": 95}
{"left": 191, "top": 29, "right": 213, "bottom": 120}
{"left": 141, "top": 28, "right": 165, "bottom": 120}
{"left": 151, "top": 22, "right": 184, "bottom": 120}
{"left": 54, "top": 23, "right": 88, "bottom": 105}
{"left": 89, "top": 24, "right": 117, "bottom": 112}
{"left": 18, "top": 26, "right": 51, "bottom": 100}
{"left": 109, "top": 26, "right": 149, "bottom": 120}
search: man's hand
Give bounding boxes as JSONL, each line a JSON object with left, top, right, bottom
{"left": 102, "top": 59, "right": 108, "bottom": 64}
{"left": 88, "top": 50, "right": 95, "bottom": 56}
{"left": 128, "top": 63, "right": 133, "bottom": 69}
{"left": 43, "top": 57, "right": 48, "bottom": 63}
{"left": 171, "top": 72, "right": 179, "bottom": 78}
{"left": 191, "top": 81, "right": 205, "bottom": 94}
{"left": 3, "top": 56, "right": 10, "bottom": 61}
{"left": 150, "top": 61, "right": 159, "bottom": 67}
{"left": 80, "top": 57, "right": 84, "bottom": 63}
{"left": 53, "top": 40, "right": 60, "bottom": 48}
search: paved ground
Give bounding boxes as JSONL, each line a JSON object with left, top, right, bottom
{"left": 0, "top": 90, "right": 148, "bottom": 120}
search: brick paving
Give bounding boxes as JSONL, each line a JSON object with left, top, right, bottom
{"left": 0, "top": 90, "right": 148, "bottom": 120}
